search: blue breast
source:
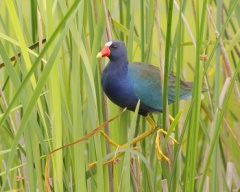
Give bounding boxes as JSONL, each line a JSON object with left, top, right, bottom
{"left": 101, "top": 64, "right": 138, "bottom": 110}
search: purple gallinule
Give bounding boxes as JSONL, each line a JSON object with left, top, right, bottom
{"left": 97, "top": 40, "right": 199, "bottom": 163}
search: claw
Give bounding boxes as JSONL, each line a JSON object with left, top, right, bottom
{"left": 155, "top": 144, "right": 171, "bottom": 164}
{"left": 89, "top": 162, "right": 97, "bottom": 169}
{"left": 158, "top": 129, "right": 179, "bottom": 145}
{"left": 89, "top": 114, "right": 179, "bottom": 168}
{"left": 155, "top": 129, "right": 179, "bottom": 164}
{"left": 100, "top": 130, "right": 120, "bottom": 148}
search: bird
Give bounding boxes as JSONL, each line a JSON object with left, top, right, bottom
{"left": 96, "top": 40, "right": 203, "bottom": 163}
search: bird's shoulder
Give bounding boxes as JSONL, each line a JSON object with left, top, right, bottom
{"left": 129, "top": 62, "right": 159, "bottom": 72}
{"left": 128, "top": 62, "right": 161, "bottom": 79}
{"left": 127, "top": 62, "right": 162, "bottom": 90}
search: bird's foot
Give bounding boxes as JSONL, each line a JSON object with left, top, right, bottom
{"left": 155, "top": 129, "right": 179, "bottom": 164}
{"left": 99, "top": 130, "right": 120, "bottom": 147}
{"left": 89, "top": 154, "right": 121, "bottom": 169}
{"left": 89, "top": 146, "right": 138, "bottom": 169}
{"left": 89, "top": 130, "right": 139, "bottom": 169}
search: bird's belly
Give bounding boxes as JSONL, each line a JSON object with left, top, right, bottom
{"left": 102, "top": 76, "right": 138, "bottom": 110}
{"left": 106, "top": 90, "right": 138, "bottom": 110}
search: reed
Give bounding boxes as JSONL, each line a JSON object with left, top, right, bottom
{"left": 0, "top": 0, "right": 239, "bottom": 191}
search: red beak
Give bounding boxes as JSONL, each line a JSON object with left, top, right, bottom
{"left": 96, "top": 46, "right": 110, "bottom": 58}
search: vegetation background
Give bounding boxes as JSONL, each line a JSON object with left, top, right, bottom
{"left": 0, "top": 0, "right": 239, "bottom": 191}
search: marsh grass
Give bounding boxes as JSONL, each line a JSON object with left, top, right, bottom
{"left": 0, "top": 0, "right": 239, "bottom": 191}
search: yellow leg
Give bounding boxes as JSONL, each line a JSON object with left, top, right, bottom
{"left": 169, "top": 114, "right": 175, "bottom": 122}
{"left": 100, "top": 130, "right": 119, "bottom": 148}
{"left": 89, "top": 130, "right": 139, "bottom": 169}
{"left": 124, "top": 114, "right": 179, "bottom": 164}
{"left": 99, "top": 115, "right": 157, "bottom": 150}
{"left": 89, "top": 147, "right": 138, "bottom": 169}
{"left": 146, "top": 115, "right": 179, "bottom": 164}
{"left": 155, "top": 129, "right": 179, "bottom": 164}
{"left": 169, "top": 114, "right": 180, "bottom": 131}
{"left": 89, "top": 114, "right": 178, "bottom": 168}
{"left": 117, "top": 115, "right": 157, "bottom": 149}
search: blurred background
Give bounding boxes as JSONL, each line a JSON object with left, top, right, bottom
{"left": 0, "top": 0, "right": 239, "bottom": 191}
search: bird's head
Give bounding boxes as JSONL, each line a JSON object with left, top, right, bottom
{"left": 96, "top": 40, "right": 127, "bottom": 61}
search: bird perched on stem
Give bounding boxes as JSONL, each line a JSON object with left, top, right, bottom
{"left": 96, "top": 40, "right": 204, "bottom": 164}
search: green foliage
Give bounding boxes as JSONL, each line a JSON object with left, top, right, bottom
{"left": 0, "top": 0, "right": 239, "bottom": 191}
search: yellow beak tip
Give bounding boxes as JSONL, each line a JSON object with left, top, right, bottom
{"left": 96, "top": 52, "right": 103, "bottom": 58}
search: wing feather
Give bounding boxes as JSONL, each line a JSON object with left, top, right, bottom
{"left": 128, "top": 62, "right": 193, "bottom": 111}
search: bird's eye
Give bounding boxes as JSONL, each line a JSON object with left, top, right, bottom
{"left": 112, "top": 45, "right": 118, "bottom": 49}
